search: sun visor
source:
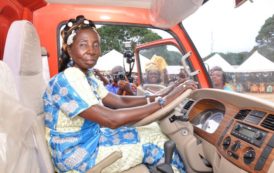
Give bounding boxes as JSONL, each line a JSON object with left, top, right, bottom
{"left": 149, "top": 0, "right": 204, "bottom": 29}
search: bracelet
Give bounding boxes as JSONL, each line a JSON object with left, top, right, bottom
{"left": 144, "top": 92, "right": 151, "bottom": 104}
{"left": 155, "top": 96, "right": 166, "bottom": 108}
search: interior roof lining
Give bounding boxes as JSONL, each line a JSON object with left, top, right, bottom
{"left": 45, "top": 0, "right": 151, "bottom": 9}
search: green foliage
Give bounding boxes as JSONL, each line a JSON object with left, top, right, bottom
{"left": 220, "top": 52, "right": 249, "bottom": 65}
{"left": 140, "top": 45, "right": 182, "bottom": 65}
{"left": 255, "top": 14, "right": 274, "bottom": 62}
{"left": 256, "top": 14, "right": 274, "bottom": 46}
{"left": 97, "top": 25, "right": 161, "bottom": 55}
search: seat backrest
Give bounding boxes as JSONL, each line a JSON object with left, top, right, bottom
{"left": 1, "top": 20, "right": 54, "bottom": 173}
{"left": 41, "top": 46, "right": 50, "bottom": 84}
{"left": 0, "top": 60, "right": 54, "bottom": 173}
{"left": 3, "top": 20, "right": 46, "bottom": 115}
{"left": 0, "top": 61, "right": 19, "bottom": 99}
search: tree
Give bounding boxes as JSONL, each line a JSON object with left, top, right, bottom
{"left": 140, "top": 45, "right": 182, "bottom": 65}
{"left": 256, "top": 14, "right": 274, "bottom": 47}
{"left": 97, "top": 25, "right": 162, "bottom": 55}
{"left": 255, "top": 14, "right": 274, "bottom": 62}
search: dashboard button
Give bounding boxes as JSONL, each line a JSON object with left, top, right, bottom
{"left": 261, "top": 146, "right": 272, "bottom": 159}
{"left": 268, "top": 135, "right": 274, "bottom": 147}
{"left": 255, "top": 157, "right": 266, "bottom": 171}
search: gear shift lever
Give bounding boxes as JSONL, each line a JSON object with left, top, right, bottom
{"left": 152, "top": 140, "right": 175, "bottom": 173}
{"left": 164, "top": 140, "right": 175, "bottom": 165}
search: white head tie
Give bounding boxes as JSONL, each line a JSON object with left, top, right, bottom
{"left": 84, "top": 20, "right": 89, "bottom": 24}
{"left": 67, "top": 22, "right": 73, "bottom": 27}
{"left": 67, "top": 30, "right": 76, "bottom": 45}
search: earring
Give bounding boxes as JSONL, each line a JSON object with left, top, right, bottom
{"left": 67, "top": 58, "right": 74, "bottom": 67}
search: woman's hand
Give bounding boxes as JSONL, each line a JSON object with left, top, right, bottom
{"left": 164, "top": 80, "right": 197, "bottom": 106}
{"left": 93, "top": 68, "right": 109, "bottom": 85}
{"left": 178, "top": 80, "right": 197, "bottom": 91}
{"left": 173, "top": 78, "right": 188, "bottom": 87}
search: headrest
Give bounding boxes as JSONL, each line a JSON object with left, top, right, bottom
{"left": 3, "top": 20, "right": 42, "bottom": 76}
{"left": 3, "top": 20, "right": 46, "bottom": 114}
{"left": 0, "top": 61, "right": 19, "bottom": 100}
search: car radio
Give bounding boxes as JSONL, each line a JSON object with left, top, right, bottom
{"left": 231, "top": 123, "right": 267, "bottom": 147}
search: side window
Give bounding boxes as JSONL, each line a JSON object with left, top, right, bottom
{"left": 183, "top": 0, "right": 274, "bottom": 103}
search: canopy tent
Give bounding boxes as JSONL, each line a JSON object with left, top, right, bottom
{"left": 94, "top": 49, "right": 123, "bottom": 71}
{"left": 94, "top": 49, "right": 150, "bottom": 73}
{"left": 135, "top": 54, "right": 151, "bottom": 73}
{"left": 204, "top": 54, "right": 235, "bottom": 72}
{"left": 236, "top": 51, "right": 274, "bottom": 72}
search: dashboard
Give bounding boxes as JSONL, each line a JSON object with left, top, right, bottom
{"left": 181, "top": 89, "right": 274, "bottom": 173}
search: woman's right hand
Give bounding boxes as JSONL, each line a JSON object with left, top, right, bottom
{"left": 178, "top": 80, "right": 197, "bottom": 91}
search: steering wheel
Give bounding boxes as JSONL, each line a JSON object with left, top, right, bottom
{"left": 142, "top": 84, "right": 166, "bottom": 93}
{"left": 133, "top": 88, "right": 193, "bottom": 127}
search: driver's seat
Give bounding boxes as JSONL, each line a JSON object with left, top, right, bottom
{"left": 1, "top": 20, "right": 150, "bottom": 173}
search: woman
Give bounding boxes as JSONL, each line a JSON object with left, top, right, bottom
{"left": 145, "top": 62, "right": 162, "bottom": 84}
{"left": 43, "top": 15, "right": 196, "bottom": 173}
{"left": 209, "top": 66, "right": 233, "bottom": 91}
{"left": 145, "top": 55, "right": 169, "bottom": 85}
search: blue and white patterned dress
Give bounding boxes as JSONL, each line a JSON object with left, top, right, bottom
{"left": 43, "top": 67, "right": 185, "bottom": 173}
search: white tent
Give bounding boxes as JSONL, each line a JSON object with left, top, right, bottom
{"left": 135, "top": 54, "right": 150, "bottom": 73}
{"left": 204, "top": 54, "right": 235, "bottom": 72}
{"left": 94, "top": 49, "right": 150, "bottom": 72}
{"left": 94, "top": 49, "right": 123, "bottom": 71}
{"left": 236, "top": 51, "right": 274, "bottom": 72}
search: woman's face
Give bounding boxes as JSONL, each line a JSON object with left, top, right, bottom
{"left": 147, "top": 70, "right": 161, "bottom": 84}
{"left": 67, "top": 29, "right": 101, "bottom": 72}
{"left": 210, "top": 70, "right": 224, "bottom": 87}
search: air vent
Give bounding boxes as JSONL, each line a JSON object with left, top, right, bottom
{"left": 261, "top": 114, "right": 274, "bottom": 131}
{"left": 234, "top": 109, "right": 251, "bottom": 120}
{"left": 244, "top": 110, "right": 266, "bottom": 125}
{"left": 183, "top": 100, "right": 194, "bottom": 110}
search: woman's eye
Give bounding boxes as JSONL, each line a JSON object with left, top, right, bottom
{"left": 79, "top": 43, "right": 87, "bottom": 47}
{"left": 93, "top": 42, "right": 99, "bottom": 48}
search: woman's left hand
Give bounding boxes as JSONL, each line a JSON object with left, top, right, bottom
{"left": 164, "top": 80, "right": 197, "bottom": 106}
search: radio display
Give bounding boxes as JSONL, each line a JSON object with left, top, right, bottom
{"left": 232, "top": 123, "right": 267, "bottom": 147}
{"left": 238, "top": 128, "right": 255, "bottom": 138}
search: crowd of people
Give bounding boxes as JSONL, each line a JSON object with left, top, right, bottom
{"left": 209, "top": 66, "right": 273, "bottom": 93}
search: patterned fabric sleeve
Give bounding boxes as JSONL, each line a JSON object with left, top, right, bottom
{"left": 50, "top": 67, "right": 101, "bottom": 118}
{"left": 90, "top": 73, "right": 109, "bottom": 99}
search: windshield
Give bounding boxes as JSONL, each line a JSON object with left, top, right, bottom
{"left": 57, "top": 24, "right": 193, "bottom": 91}
{"left": 183, "top": 0, "right": 274, "bottom": 103}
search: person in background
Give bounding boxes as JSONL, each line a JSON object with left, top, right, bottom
{"left": 150, "top": 55, "right": 169, "bottom": 85}
{"left": 209, "top": 66, "right": 233, "bottom": 91}
{"left": 106, "top": 65, "right": 137, "bottom": 95}
{"left": 44, "top": 15, "right": 197, "bottom": 173}
{"left": 145, "top": 62, "right": 162, "bottom": 84}
{"left": 266, "top": 84, "right": 273, "bottom": 93}
{"left": 178, "top": 68, "right": 188, "bottom": 81}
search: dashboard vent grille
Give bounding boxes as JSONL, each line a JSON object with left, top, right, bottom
{"left": 234, "top": 109, "right": 251, "bottom": 120}
{"left": 261, "top": 114, "right": 274, "bottom": 131}
{"left": 244, "top": 110, "right": 266, "bottom": 125}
